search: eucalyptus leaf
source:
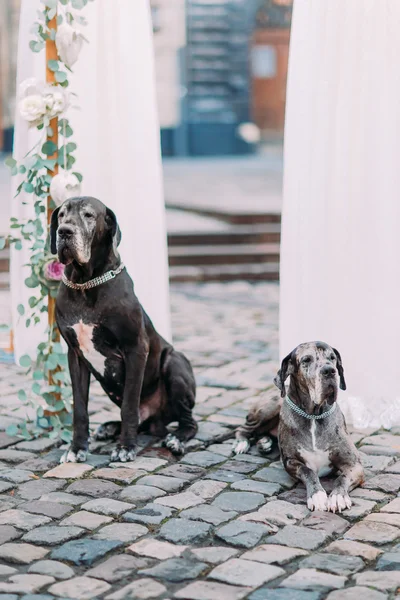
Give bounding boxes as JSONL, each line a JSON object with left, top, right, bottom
{"left": 6, "top": 424, "right": 19, "bottom": 437}
{"left": 15, "top": 240, "right": 23, "bottom": 251}
{"left": 5, "top": 157, "right": 16, "bottom": 169}
{"left": 18, "top": 389, "right": 27, "bottom": 402}
{"left": 17, "top": 304, "right": 25, "bottom": 316}
{"left": 41, "top": 140, "right": 57, "bottom": 156}
{"left": 55, "top": 71, "right": 68, "bottom": 84}
{"left": 0, "top": 238, "right": 6, "bottom": 250}
{"left": 20, "top": 355, "right": 31, "bottom": 368}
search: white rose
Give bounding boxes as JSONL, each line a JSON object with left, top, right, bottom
{"left": 50, "top": 172, "right": 81, "bottom": 206}
{"left": 237, "top": 122, "right": 261, "bottom": 144}
{"left": 51, "top": 91, "right": 68, "bottom": 115}
{"left": 56, "top": 23, "right": 85, "bottom": 69}
{"left": 19, "top": 94, "right": 47, "bottom": 125}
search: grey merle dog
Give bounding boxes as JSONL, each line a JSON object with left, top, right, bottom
{"left": 233, "top": 341, "right": 364, "bottom": 513}
{"left": 51, "top": 196, "right": 197, "bottom": 464}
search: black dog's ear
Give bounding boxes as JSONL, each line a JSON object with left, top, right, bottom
{"left": 274, "top": 352, "right": 294, "bottom": 398}
{"left": 333, "top": 347, "right": 346, "bottom": 391}
{"left": 105, "top": 208, "right": 121, "bottom": 249}
{"left": 50, "top": 206, "right": 60, "bottom": 255}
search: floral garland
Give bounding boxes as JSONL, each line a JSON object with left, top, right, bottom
{"left": 2, "top": 0, "right": 91, "bottom": 442}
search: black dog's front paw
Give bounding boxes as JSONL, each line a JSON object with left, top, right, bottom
{"left": 163, "top": 433, "right": 185, "bottom": 456}
{"left": 110, "top": 445, "right": 137, "bottom": 463}
{"left": 60, "top": 446, "right": 88, "bottom": 464}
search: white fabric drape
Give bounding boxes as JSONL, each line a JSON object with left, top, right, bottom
{"left": 11, "top": 0, "right": 171, "bottom": 363}
{"left": 280, "top": 0, "right": 400, "bottom": 428}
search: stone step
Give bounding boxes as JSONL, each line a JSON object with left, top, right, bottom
{"left": 168, "top": 223, "right": 281, "bottom": 246}
{"left": 169, "top": 263, "right": 280, "bottom": 283}
{"left": 168, "top": 243, "right": 280, "bottom": 266}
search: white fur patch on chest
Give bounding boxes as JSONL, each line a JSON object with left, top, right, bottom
{"left": 299, "top": 421, "right": 332, "bottom": 476}
{"left": 71, "top": 320, "right": 106, "bottom": 376}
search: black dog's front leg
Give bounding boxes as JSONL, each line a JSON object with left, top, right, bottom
{"left": 60, "top": 348, "right": 90, "bottom": 463}
{"left": 111, "top": 345, "right": 147, "bottom": 463}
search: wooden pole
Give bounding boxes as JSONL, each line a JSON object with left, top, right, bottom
{"left": 45, "top": 12, "right": 60, "bottom": 409}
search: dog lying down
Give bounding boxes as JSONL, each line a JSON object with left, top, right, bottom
{"left": 233, "top": 341, "right": 364, "bottom": 513}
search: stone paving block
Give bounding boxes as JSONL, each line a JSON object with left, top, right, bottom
{"left": 381, "top": 497, "right": 400, "bottom": 512}
{"left": 231, "top": 480, "right": 281, "bottom": 495}
{"left": 354, "top": 570, "right": 400, "bottom": 591}
{"left": 22, "top": 525, "right": 85, "bottom": 546}
{"left": 0, "top": 433, "right": 20, "bottom": 449}
{"left": 187, "top": 479, "right": 227, "bottom": 500}
{"left": 344, "top": 520, "right": 400, "bottom": 545}
{"left": 15, "top": 438, "right": 59, "bottom": 453}
{"left": 0, "top": 543, "right": 49, "bottom": 564}
{"left": 280, "top": 568, "right": 347, "bottom": 592}
{"left": 325, "top": 539, "right": 383, "bottom": 561}
{"left": 212, "top": 491, "right": 264, "bottom": 512}
{"left": 124, "top": 503, "right": 174, "bottom": 526}
{"left": 181, "top": 451, "right": 226, "bottom": 468}
{"left": 0, "top": 510, "right": 51, "bottom": 531}
{"left": 365, "top": 511, "right": 400, "bottom": 527}
{"left": 216, "top": 520, "right": 271, "bottom": 548}
{"left": 155, "top": 491, "right": 205, "bottom": 510}
{"left": 221, "top": 460, "right": 259, "bottom": 474}
{"left": 343, "top": 498, "right": 377, "bottom": 520}
{"left": 0, "top": 575, "right": 55, "bottom": 594}
{"left": 20, "top": 501, "right": 73, "bottom": 519}
{"left": 81, "top": 498, "right": 132, "bottom": 516}
{"left": 350, "top": 488, "right": 389, "bottom": 502}
{"left": 207, "top": 443, "right": 235, "bottom": 457}
{"left": 92, "top": 467, "right": 146, "bottom": 484}
{"left": 299, "top": 553, "right": 364, "bottom": 575}
{"left": 361, "top": 433, "right": 400, "bottom": 450}
{"left": 139, "top": 557, "right": 207, "bottom": 582}
{"left": 51, "top": 539, "right": 123, "bottom": 566}
{"left": 385, "top": 460, "right": 400, "bottom": 473}
{"left": 376, "top": 551, "right": 400, "bottom": 570}
{"left": 174, "top": 581, "right": 251, "bottom": 600}
{"left": 43, "top": 463, "right": 94, "bottom": 479}
{"left": 359, "top": 452, "right": 393, "bottom": 472}
{"left": 301, "top": 511, "right": 350, "bottom": 535}
{"left": 86, "top": 554, "right": 151, "bottom": 583}
{"left": 17, "top": 479, "right": 66, "bottom": 500}
{"left": 363, "top": 473, "right": 400, "bottom": 492}
{"left": 39, "top": 491, "right": 90, "bottom": 506}
{"left": 241, "top": 544, "right": 308, "bottom": 565}
{"left": 180, "top": 504, "right": 237, "bottom": 525}
{"left": 0, "top": 450, "right": 34, "bottom": 464}
{"left": 241, "top": 500, "right": 308, "bottom": 527}
{"left": 207, "top": 470, "right": 246, "bottom": 483}
{"left": 138, "top": 475, "right": 186, "bottom": 493}
{"left": 0, "top": 526, "right": 21, "bottom": 545}
{"left": 111, "top": 457, "right": 167, "bottom": 471}
{"left": 359, "top": 445, "right": 398, "bottom": 457}
{"left": 253, "top": 467, "right": 296, "bottom": 488}
{"left": 0, "top": 469, "right": 34, "bottom": 484}
{"left": 189, "top": 547, "right": 239, "bottom": 565}
{"left": 278, "top": 487, "right": 308, "bottom": 505}
{"left": 67, "top": 479, "right": 121, "bottom": 498}
{"left": 0, "top": 481, "right": 14, "bottom": 494}
{"left": 326, "top": 587, "right": 387, "bottom": 600}
{"left": 49, "top": 576, "right": 111, "bottom": 599}
{"left": 0, "top": 565, "right": 18, "bottom": 577}
{"left": 159, "top": 518, "right": 211, "bottom": 544}
{"left": 120, "top": 484, "right": 166, "bottom": 504}
{"left": 128, "top": 539, "right": 187, "bottom": 560}
{"left": 208, "top": 557, "right": 284, "bottom": 587}
{"left": 93, "top": 523, "right": 147, "bottom": 543}
{"left": 106, "top": 578, "right": 166, "bottom": 600}
{"left": 28, "top": 560, "right": 75, "bottom": 580}
{"left": 158, "top": 464, "right": 207, "bottom": 481}
{"left": 60, "top": 510, "right": 113, "bottom": 530}
{"left": 268, "top": 525, "right": 329, "bottom": 550}
{"left": 195, "top": 422, "right": 232, "bottom": 442}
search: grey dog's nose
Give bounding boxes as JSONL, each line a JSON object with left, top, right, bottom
{"left": 321, "top": 365, "right": 336, "bottom": 377}
{"left": 58, "top": 225, "right": 74, "bottom": 239}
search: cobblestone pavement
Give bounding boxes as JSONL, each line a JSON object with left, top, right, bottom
{"left": 0, "top": 283, "right": 399, "bottom": 600}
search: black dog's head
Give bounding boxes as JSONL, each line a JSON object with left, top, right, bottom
{"left": 274, "top": 341, "right": 346, "bottom": 406}
{"left": 50, "top": 197, "right": 121, "bottom": 266}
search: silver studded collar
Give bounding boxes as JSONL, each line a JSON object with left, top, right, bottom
{"left": 285, "top": 395, "right": 336, "bottom": 420}
{"left": 62, "top": 262, "right": 125, "bottom": 291}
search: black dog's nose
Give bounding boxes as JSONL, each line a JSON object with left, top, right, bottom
{"left": 321, "top": 365, "right": 336, "bottom": 377}
{"left": 58, "top": 225, "right": 74, "bottom": 239}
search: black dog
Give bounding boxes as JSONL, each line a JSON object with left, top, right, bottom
{"left": 50, "top": 196, "right": 197, "bottom": 463}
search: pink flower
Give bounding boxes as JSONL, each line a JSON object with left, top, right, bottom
{"left": 45, "top": 261, "right": 65, "bottom": 281}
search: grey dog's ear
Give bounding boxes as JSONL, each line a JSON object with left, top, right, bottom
{"left": 50, "top": 206, "right": 60, "bottom": 255}
{"left": 274, "top": 352, "right": 293, "bottom": 398}
{"left": 105, "top": 208, "right": 121, "bottom": 249}
{"left": 333, "top": 347, "right": 346, "bottom": 391}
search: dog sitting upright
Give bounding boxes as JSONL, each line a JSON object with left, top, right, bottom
{"left": 51, "top": 196, "right": 197, "bottom": 464}
{"left": 233, "top": 342, "right": 364, "bottom": 513}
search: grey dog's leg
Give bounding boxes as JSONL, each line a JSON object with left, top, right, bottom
{"left": 328, "top": 462, "right": 364, "bottom": 513}
{"left": 285, "top": 458, "right": 328, "bottom": 511}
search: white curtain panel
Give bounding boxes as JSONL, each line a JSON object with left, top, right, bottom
{"left": 280, "top": 0, "right": 400, "bottom": 428}
{"left": 11, "top": 0, "right": 171, "bottom": 364}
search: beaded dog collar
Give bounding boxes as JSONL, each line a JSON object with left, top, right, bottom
{"left": 285, "top": 395, "right": 336, "bottom": 420}
{"left": 62, "top": 263, "right": 125, "bottom": 291}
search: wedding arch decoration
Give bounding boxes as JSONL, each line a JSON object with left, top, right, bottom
{"left": 3, "top": 0, "right": 91, "bottom": 442}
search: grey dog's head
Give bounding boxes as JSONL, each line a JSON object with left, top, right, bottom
{"left": 274, "top": 341, "right": 346, "bottom": 406}
{"left": 50, "top": 197, "right": 121, "bottom": 266}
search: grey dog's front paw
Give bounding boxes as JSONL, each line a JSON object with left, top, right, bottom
{"left": 60, "top": 448, "right": 88, "bottom": 464}
{"left": 110, "top": 446, "right": 136, "bottom": 463}
{"left": 232, "top": 439, "right": 251, "bottom": 455}
{"left": 328, "top": 491, "right": 352, "bottom": 513}
{"left": 163, "top": 433, "right": 185, "bottom": 456}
